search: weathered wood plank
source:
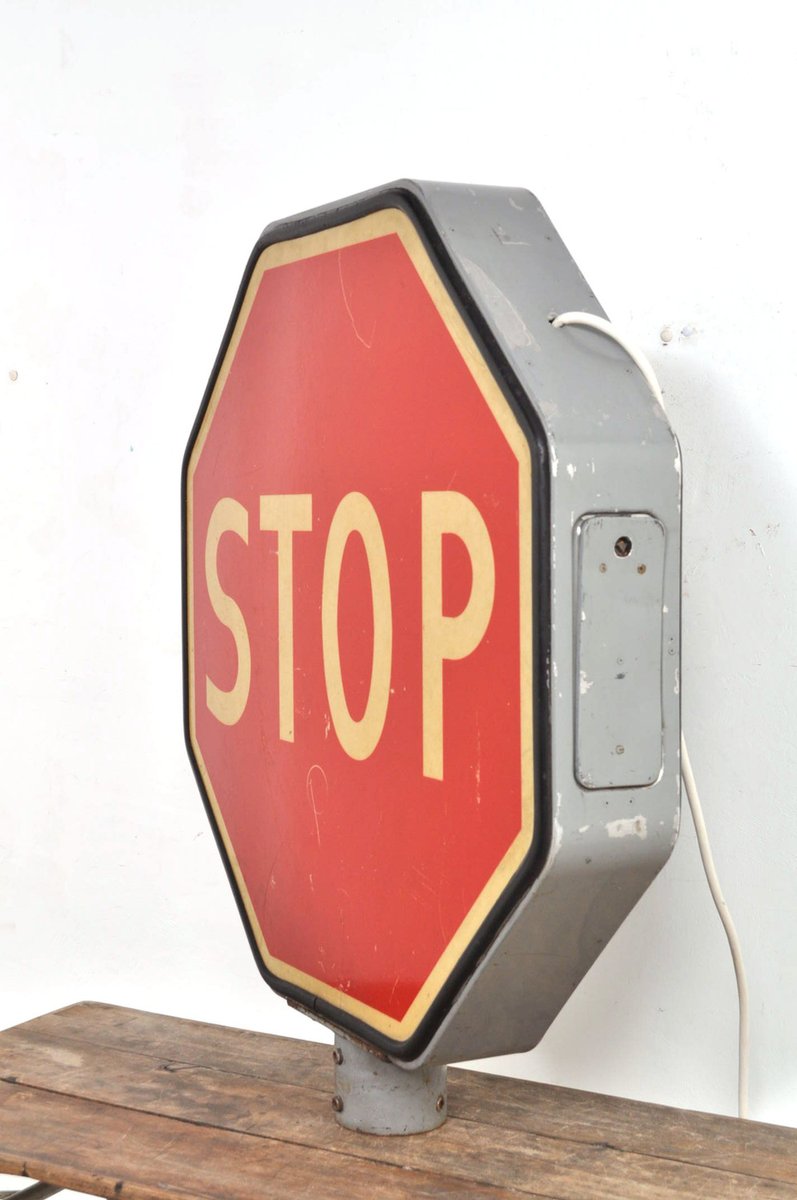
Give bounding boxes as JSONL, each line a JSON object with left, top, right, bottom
{"left": 1, "top": 1015, "right": 795, "bottom": 1198}
{"left": 0, "top": 1083, "right": 533, "bottom": 1200}
{"left": 14, "top": 1002, "right": 330, "bottom": 1090}
{"left": 15, "top": 1002, "right": 797, "bottom": 1187}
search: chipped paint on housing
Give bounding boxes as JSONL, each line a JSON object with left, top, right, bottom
{"left": 606, "top": 815, "right": 648, "bottom": 839}
{"left": 578, "top": 824, "right": 591, "bottom": 834}
{"left": 579, "top": 670, "right": 593, "bottom": 696}
{"left": 566, "top": 463, "right": 576, "bottom": 479}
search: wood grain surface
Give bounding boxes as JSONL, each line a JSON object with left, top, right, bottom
{"left": 0, "top": 1002, "right": 794, "bottom": 1199}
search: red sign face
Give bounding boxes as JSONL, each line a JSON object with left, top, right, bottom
{"left": 185, "top": 207, "right": 536, "bottom": 1051}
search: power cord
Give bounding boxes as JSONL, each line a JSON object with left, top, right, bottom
{"left": 552, "top": 310, "right": 750, "bottom": 1120}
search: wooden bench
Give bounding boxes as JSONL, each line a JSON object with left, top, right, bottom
{"left": 1, "top": 1002, "right": 795, "bottom": 1198}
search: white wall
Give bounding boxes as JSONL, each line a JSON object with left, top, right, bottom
{"left": 2, "top": 2, "right": 795, "bottom": 1169}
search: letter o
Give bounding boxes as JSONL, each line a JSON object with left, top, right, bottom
{"left": 321, "top": 493, "right": 392, "bottom": 761}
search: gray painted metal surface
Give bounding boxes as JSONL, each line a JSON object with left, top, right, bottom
{"left": 266, "top": 179, "right": 682, "bottom": 1070}
{"left": 575, "top": 512, "right": 667, "bottom": 789}
{"left": 333, "top": 1035, "right": 447, "bottom": 1135}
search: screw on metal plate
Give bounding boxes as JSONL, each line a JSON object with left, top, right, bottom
{"left": 332, "top": 1034, "right": 447, "bottom": 1135}
{"left": 637, "top": 564, "right": 647, "bottom": 574}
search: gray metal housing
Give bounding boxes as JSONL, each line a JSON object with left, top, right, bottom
{"left": 270, "top": 180, "right": 682, "bottom": 1068}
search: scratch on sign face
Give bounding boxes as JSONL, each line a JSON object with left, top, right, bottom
{"left": 306, "top": 764, "right": 328, "bottom": 846}
{"left": 338, "top": 250, "right": 375, "bottom": 349}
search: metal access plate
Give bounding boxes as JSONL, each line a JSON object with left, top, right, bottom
{"left": 574, "top": 513, "right": 666, "bottom": 789}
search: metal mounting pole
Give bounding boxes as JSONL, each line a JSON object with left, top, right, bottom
{"left": 331, "top": 1035, "right": 447, "bottom": 1135}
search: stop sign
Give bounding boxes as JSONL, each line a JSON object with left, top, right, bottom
{"left": 184, "top": 181, "right": 683, "bottom": 1074}
{"left": 184, "top": 199, "right": 545, "bottom": 1057}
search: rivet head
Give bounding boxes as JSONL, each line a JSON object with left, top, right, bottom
{"left": 332, "top": 1047, "right": 343, "bottom": 1065}
{"left": 637, "top": 564, "right": 647, "bottom": 575}
{"left": 616, "top": 745, "right": 625, "bottom": 755}
{"left": 332, "top": 1095, "right": 344, "bottom": 1112}
{"left": 435, "top": 1094, "right": 446, "bottom": 1113}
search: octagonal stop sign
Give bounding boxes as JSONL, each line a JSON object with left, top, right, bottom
{"left": 184, "top": 181, "right": 682, "bottom": 1072}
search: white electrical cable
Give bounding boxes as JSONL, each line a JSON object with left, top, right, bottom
{"left": 552, "top": 310, "right": 750, "bottom": 1120}
{"left": 680, "top": 734, "right": 750, "bottom": 1119}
